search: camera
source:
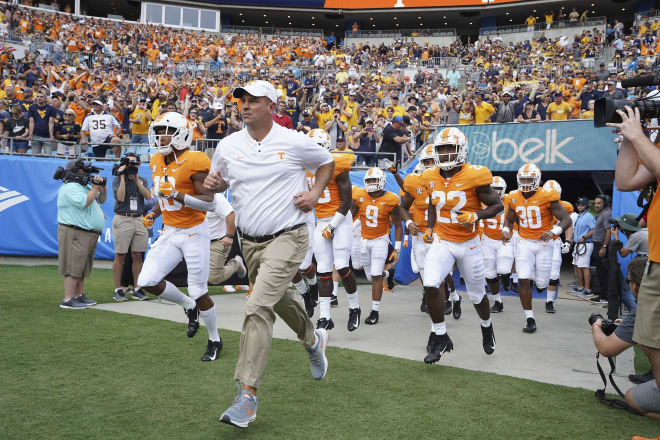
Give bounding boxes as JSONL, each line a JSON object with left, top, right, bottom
{"left": 53, "top": 159, "right": 106, "bottom": 186}
{"left": 112, "top": 156, "right": 140, "bottom": 176}
{"left": 588, "top": 312, "right": 618, "bottom": 336}
{"left": 594, "top": 97, "right": 660, "bottom": 127}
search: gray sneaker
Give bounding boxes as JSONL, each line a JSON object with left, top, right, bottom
{"left": 113, "top": 289, "right": 128, "bottom": 302}
{"left": 75, "top": 293, "right": 97, "bottom": 306}
{"left": 219, "top": 388, "right": 258, "bottom": 428}
{"left": 131, "top": 289, "right": 149, "bottom": 301}
{"left": 307, "top": 328, "right": 328, "bottom": 380}
{"left": 60, "top": 297, "right": 88, "bottom": 309}
{"left": 234, "top": 256, "right": 247, "bottom": 279}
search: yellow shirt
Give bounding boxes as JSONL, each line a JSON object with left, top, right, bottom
{"left": 526, "top": 17, "right": 536, "bottom": 26}
{"left": 474, "top": 102, "right": 494, "bottom": 124}
{"left": 581, "top": 110, "right": 594, "bottom": 119}
{"left": 547, "top": 102, "right": 572, "bottom": 120}
{"left": 390, "top": 105, "right": 406, "bottom": 117}
{"left": 130, "top": 108, "right": 151, "bottom": 135}
{"left": 316, "top": 110, "right": 333, "bottom": 129}
{"left": 458, "top": 111, "right": 473, "bottom": 125}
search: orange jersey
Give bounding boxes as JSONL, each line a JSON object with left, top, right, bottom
{"left": 559, "top": 200, "right": 574, "bottom": 217}
{"left": 481, "top": 198, "right": 508, "bottom": 241}
{"left": 353, "top": 189, "right": 399, "bottom": 239}
{"left": 402, "top": 173, "right": 429, "bottom": 230}
{"left": 421, "top": 163, "right": 492, "bottom": 242}
{"left": 150, "top": 150, "right": 210, "bottom": 229}
{"left": 315, "top": 153, "right": 354, "bottom": 219}
{"left": 506, "top": 188, "right": 561, "bottom": 240}
{"left": 352, "top": 185, "right": 361, "bottom": 221}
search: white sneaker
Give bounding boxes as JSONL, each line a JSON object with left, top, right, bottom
{"left": 307, "top": 328, "right": 328, "bottom": 380}
{"left": 223, "top": 286, "right": 236, "bottom": 292}
{"left": 235, "top": 256, "right": 247, "bottom": 278}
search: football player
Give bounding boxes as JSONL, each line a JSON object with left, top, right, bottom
{"left": 352, "top": 167, "right": 403, "bottom": 325}
{"left": 542, "top": 179, "right": 574, "bottom": 313}
{"left": 481, "top": 176, "right": 515, "bottom": 313}
{"left": 416, "top": 127, "right": 502, "bottom": 364}
{"left": 137, "top": 112, "right": 223, "bottom": 362}
{"left": 503, "top": 164, "right": 571, "bottom": 333}
{"left": 308, "top": 128, "right": 360, "bottom": 332}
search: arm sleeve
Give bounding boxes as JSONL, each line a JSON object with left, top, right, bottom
{"left": 624, "top": 232, "right": 641, "bottom": 251}
{"left": 81, "top": 116, "right": 89, "bottom": 132}
{"left": 112, "top": 176, "right": 120, "bottom": 195}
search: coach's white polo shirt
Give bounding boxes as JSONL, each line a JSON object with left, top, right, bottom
{"left": 206, "top": 193, "right": 234, "bottom": 240}
{"left": 212, "top": 122, "right": 332, "bottom": 237}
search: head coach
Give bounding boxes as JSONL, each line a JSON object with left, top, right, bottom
{"left": 204, "top": 80, "right": 334, "bottom": 429}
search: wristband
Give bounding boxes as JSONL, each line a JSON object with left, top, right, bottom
{"left": 224, "top": 233, "right": 235, "bottom": 239}
{"left": 328, "top": 211, "right": 346, "bottom": 229}
{"left": 502, "top": 226, "right": 510, "bottom": 234}
{"left": 183, "top": 194, "right": 216, "bottom": 211}
{"left": 551, "top": 225, "right": 563, "bottom": 236}
{"left": 405, "top": 219, "right": 413, "bottom": 228}
{"left": 395, "top": 240, "right": 402, "bottom": 251}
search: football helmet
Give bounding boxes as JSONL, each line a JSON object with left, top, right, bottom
{"left": 543, "top": 179, "right": 562, "bottom": 195}
{"left": 308, "top": 128, "right": 331, "bottom": 150}
{"left": 419, "top": 144, "right": 436, "bottom": 170}
{"left": 492, "top": 176, "right": 507, "bottom": 199}
{"left": 517, "top": 163, "right": 541, "bottom": 193}
{"left": 432, "top": 127, "right": 468, "bottom": 170}
{"left": 364, "top": 167, "right": 386, "bottom": 193}
{"left": 413, "top": 162, "right": 425, "bottom": 175}
{"left": 148, "top": 112, "right": 193, "bottom": 156}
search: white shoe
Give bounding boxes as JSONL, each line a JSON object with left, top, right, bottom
{"left": 223, "top": 285, "right": 236, "bottom": 292}
{"left": 307, "top": 328, "right": 328, "bottom": 380}
{"left": 235, "top": 256, "right": 247, "bottom": 278}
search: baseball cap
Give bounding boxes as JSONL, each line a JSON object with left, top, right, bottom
{"left": 64, "top": 108, "right": 76, "bottom": 115}
{"left": 614, "top": 213, "right": 642, "bottom": 232}
{"left": 232, "top": 80, "right": 277, "bottom": 103}
{"left": 212, "top": 102, "right": 224, "bottom": 110}
{"left": 402, "top": 115, "right": 411, "bottom": 125}
{"left": 91, "top": 100, "right": 104, "bottom": 106}
{"left": 392, "top": 115, "right": 404, "bottom": 123}
{"left": 349, "top": 90, "right": 356, "bottom": 96}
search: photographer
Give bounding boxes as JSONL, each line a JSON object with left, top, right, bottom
{"left": 111, "top": 153, "right": 151, "bottom": 301}
{"left": 56, "top": 159, "right": 107, "bottom": 309}
{"left": 353, "top": 118, "right": 381, "bottom": 167}
{"left": 572, "top": 197, "right": 596, "bottom": 297}
{"left": 324, "top": 107, "right": 347, "bottom": 148}
{"left": 608, "top": 213, "right": 647, "bottom": 315}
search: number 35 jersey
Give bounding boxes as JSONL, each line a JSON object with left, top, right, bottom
{"left": 505, "top": 188, "right": 560, "bottom": 240}
{"left": 150, "top": 150, "right": 210, "bottom": 229}
{"left": 315, "top": 153, "right": 354, "bottom": 219}
{"left": 421, "top": 163, "right": 492, "bottom": 243}
{"left": 353, "top": 189, "right": 399, "bottom": 239}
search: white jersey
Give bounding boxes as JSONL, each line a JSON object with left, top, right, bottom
{"left": 206, "top": 193, "right": 234, "bottom": 240}
{"left": 81, "top": 112, "right": 120, "bottom": 144}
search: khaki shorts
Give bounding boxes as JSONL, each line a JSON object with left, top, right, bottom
{"left": 57, "top": 224, "right": 100, "bottom": 278}
{"left": 633, "top": 260, "right": 660, "bottom": 349}
{"left": 112, "top": 214, "right": 148, "bottom": 254}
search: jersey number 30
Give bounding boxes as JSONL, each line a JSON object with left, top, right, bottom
{"left": 516, "top": 206, "right": 542, "bottom": 228}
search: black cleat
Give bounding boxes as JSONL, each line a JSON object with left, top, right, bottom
{"left": 186, "top": 305, "right": 200, "bottom": 338}
{"left": 365, "top": 310, "right": 379, "bottom": 325}
{"left": 308, "top": 282, "right": 319, "bottom": 307}
{"left": 420, "top": 294, "right": 428, "bottom": 313}
{"left": 302, "top": 292, "right": 314, "bottom": 318}
{"left": 481, "top": 324, "right": 496, "bottom": 355}
{"left": 490, "top": 300, "right": 503, "bottom": 313}
{"left": 330, "top": 294, "right": 338, "bottom": 307}
{"left": 444, "top": 299, "right": 452, "bottom": 315}
{"left": 347, "top": 307, "right": 361, "bottom": 331}
{"left": 523, "top": 317, "right": 537, "bottom": 333}
{"left": 426, "top": 332, "right": 434, "bottom": 353}
{"left": 201, "top": 338, "right": 223, "bottom": 361}
{"left": 387, "top": 271, "right": 395, "bottom": 291}
{"left": 512, "top": 282, "right": 518, "bottom": 293}
{"left": 452, "top": 296, "right": 462, "bottom": 320}
{"left": 424, "top": 333, "right": 453, "bottom": 364}
{"left": 545, "top": 301, "right": 556, "bottom": 314}
{"left": 316, "top": 317, "right": 335, "bottom": 330}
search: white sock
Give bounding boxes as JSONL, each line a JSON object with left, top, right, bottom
{"left": 200, "top": 306, "right": 220, "bottom": 342}
{"left": 160, "top": 281, "right": 196, "bottom": 310}
{"left": 332, "top": 281, "right": 338, "bottom": 296}
{"left": 347, "top": 292, "right": 360, "bottom": 309}
{"left": 372, "top": 300, "right": 380, "bottom": 312}
{"left": 481, "top": 318, "right": 492, "bottom": 327}
{"left": 320, "top": 296, "right": 331, "bottom": 319}
{"left": 293, "top": 279, "right": 307, "bottom": 296}
{"left": 524, "top": 309, "right": 534, "bottom": 319}
{"left": 383, "top": 270, "right": 389, "bottom": 279}
{"left": 307, "top": 274, "right": 317, "bottom": 285}
{"left": 547, "top": 289, "right": 555, "bottom": 302}
{"left": 449, "top": 290, "right": 460, "bottom": 301}
{"left": 512, "top": 273, "right": 519, "bottom": 282}
{"left": 493, "top": 293, "right": 501, "bottom": 302}
{"left": 432, "top": 321, "right": 447, "bottom": 335}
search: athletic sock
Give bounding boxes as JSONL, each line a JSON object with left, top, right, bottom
{"left": 332, "top": 281, "right": 339, "bottom": 296}
{"left": 372, "top": 300, "right": 380, "bottom": 312}
{"left": 320, "top": 296, "right": 331, "bottom": 319}
{"left": 307, "top": 274, "right": 317, "bottom": 285}
{"left": 524, "top": 309, "right": 534, "bottom": 319}
{"left": 546, "top": 290, "right": 555, "bottom": 302}
{"left": 481, "top": 318, "right": 492, "bottom": 328}
{"left": 449, "top": 290, "right": 460, "bottom": 301}
{"left": 493, "top": 293, "right": 502, "bottom": 302}
{"left": 160, "top": 281, "right": 196, "bottom": 310}
{"left": 347, "top": 292, "right": 360, "bottom": 309}
{"left": 512, "top": 272, "right": 519, "bottom": 283}
{"left": 432, "top": 321, "right": 447, "bottom": 335}
{"left": 293, "top": 279, "right": 308, "bottom": 296}
{"left": 383, "top": 270, "right": 389, "bottom": 279}
{"left": 200, "top": 306, "right": 220, "bottom": 342}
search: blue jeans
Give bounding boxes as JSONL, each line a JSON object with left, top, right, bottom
{"left": 356, "top": 153, "right": 376, "bottom": 167}
{"left": 131, "top": 134, "right": 149, "bottom": 145}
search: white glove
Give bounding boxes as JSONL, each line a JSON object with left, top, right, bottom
{"left": 561, "top": 241, "right": 571, "bottom": 254}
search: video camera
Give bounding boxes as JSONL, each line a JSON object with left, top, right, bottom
{"left": 112, "top": 156, "right": 140, "bottom": 177}
{"left": 53, "top": 159, "right": 106, "bottom": 186}
{"left": 594, "top": 72, "right": 660, "bottom": 127}
{"left": 588, "top": 312, "right": 618, "bottom": 336}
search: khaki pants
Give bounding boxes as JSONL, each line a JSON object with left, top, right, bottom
{"left": 235, "top": 226, "right": 315, "bottom": 388}
{"left": 209, "top": 239, "right": 240, "bottom": 284}
{"left": 634, "top": 260, "right": 660, "bottom": 349}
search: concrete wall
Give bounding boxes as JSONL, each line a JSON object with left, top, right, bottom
{"left": 480, "top": 24, "right": 606, "bottom": 45}
{"left": 344, "top": 35, "right": 456, "bottom": 48}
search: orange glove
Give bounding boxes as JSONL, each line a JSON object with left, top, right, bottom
{"left": 456, "top": 211, "right": 478, "bottom": 226}
{"left": 321, "top": 225, "right": 335, "bottom": 239}
{"left": 158, "top": 178, "right": 177, "bottom": 199}
{"left": 403, "top": 236, "right": 409, "bottom": 248}
{"left": 422, "top": 228, "right": 434, "bottom": 244}
{"left": 142, "top": 212, "right": 156, "bottom": 228}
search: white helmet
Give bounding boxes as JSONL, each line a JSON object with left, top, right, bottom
{"left": 148, "top": 112, "right": 193, "bottom": 156}
{"left": 413, "top": 162, "right": 424, "bottom": 175}
{"left": 419, "top": 144, "right": 436, "bottom": 170}
{"left": 543, "top": 179, "right": 562, "bottom": 195}
{"left": 432, "top": 127, "right": 468, "bottom": 170}
{"left": 492, "top": 176, "right": 507, "bottom": 199}
{"left": 308, "top": 128, "right": 331, "bottom": 150}
{"left": 364, "top": 167, "right": 386, "bottom": 193}
{"left": 517, "top": 163, "right": 542, "bottom": 193}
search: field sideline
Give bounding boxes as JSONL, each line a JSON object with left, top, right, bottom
{"left": 1, "top": 265, "right": 658, "bottom": 439}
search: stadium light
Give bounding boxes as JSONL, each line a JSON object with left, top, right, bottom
{"left": 621, "top": 8, "right": 625, "bottom": 10}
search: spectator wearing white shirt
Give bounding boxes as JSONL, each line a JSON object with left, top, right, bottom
{"left": 80, "top": 100, "right": 122, "bottom": 158}
{"left": 207, "top": 193, "right": 247, "bottom": 285}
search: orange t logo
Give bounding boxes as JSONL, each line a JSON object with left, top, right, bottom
{"left": 278, "top": 152, "right": 285, "bottom": 160}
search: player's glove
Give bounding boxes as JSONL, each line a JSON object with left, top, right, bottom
{"left": 389, "top": 249, "right": 400, "bottom": 264}
{"left": 158, "top": 178, "right": 178, "bottom": 199}
{"left": 403, "top": 236, "right": 409, "bottom": 248}
{"left": 456, "top": 211, "right": 478, "bottom": 226}
{"left": 561, "top": 241, "right": 571, "bottom": 254}
{"left": 321, "top": 225, "right": 335, "bottom": 239}
{"left": 387, "top": 162, "right": 398, "bottom": 174}
{"left": 142, "top": 212, "right": 156, "bottom": 228}
{"left": 422, "top": 228, "right": 434, "bottom": 244}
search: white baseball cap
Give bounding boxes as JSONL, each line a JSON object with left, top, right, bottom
{"left": 232, "top": 80, "right": 277, "bottom": 103}
{"left": 212, "top": 102, "right": 224, "bottom": 110}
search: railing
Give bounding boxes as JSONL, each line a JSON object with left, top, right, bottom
{"left": 634, "top": 10, "right": 660, "bottom": 23}
{"left": 220, "top": 25, "right": 323, "bottom": 37}
{"left": 346, "top": 28, "right": 456, "bottom": 39}
{"left": 480, "top": 16, "right": 607, "bottom": 36}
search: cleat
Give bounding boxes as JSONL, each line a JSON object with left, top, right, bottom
{"left": 59, "top": 297, "right": 88, "bottom": 309}
{"left": 383, "top": 285, "right": 392, "bottom": 293}
{"left": 523, "top": 317, "right": 537, "bottom": 333}
{"left": 420, "top": 294, "right": 428, "bottom": 313}
{"left": 131, "top": 289, "right": 149, "bottom": 301}
{"left": 481, "top": 324, "right": 496, "bottom": 355}
{"left": 307, "top": 328, "right": 328, "bottom": 380}
{"left": 220, "top": 388, "right": 258, "bottom": 429}
{"left": 629, "top": 370, "right": 654, "bottom": 385}
{"left": 490, "top": 300, "right": 503, "bottom": 313}
{"left": 364, "top": 310, "right": 379, "bottom": 325}
{"left": 316, "top": 317, "right": 335, "bottom": 330}
{"left": 113, "top": 289, "right": 128, "bottom": 302}
{"left": 234, "top": 256, "right": 247, "bottom": 279}
{"left": 545, "top": 301, "right": 556, "bottom": 313}
{"left": 347, "top": 307, "right": 361, "bottom": 331}
{"left": 308, "top": 282, "right": 319, "bottom": 307}
{"left": 302, "top": 292, "right": 314, "bottom": 318}
{"left": 444, "top": 299, "right": 453, "bottom": 315}
{"left": 452, "top": 296, "right": 462, "bottom": 320}
{"left": 76, "top": 293, "right": 97, "bottom": 306}
{"left": 426, "top": 332, "right": 434, "bottom": 353}
{"left": 424, "top": 333, "right": 453, "bottom": 364}
{"left": 201, "top": 338, "right": 223, "bottom": 361}
{"left": 330, "top": 294, "right": 338, "bottom": 307}
{"left": 590, "top": 297, "right": 608, "bottom": 304}
{"left": 186, "top": 305, "right": 200, "bottom": 338}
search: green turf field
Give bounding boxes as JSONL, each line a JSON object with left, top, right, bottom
{"left": 1, "top": 265, "right": 658, "bottom": 439}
